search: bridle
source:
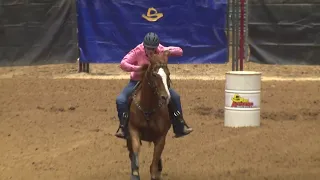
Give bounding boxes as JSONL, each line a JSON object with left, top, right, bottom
{"left": 132, "top": 63, "right": 171, "bottom": 121}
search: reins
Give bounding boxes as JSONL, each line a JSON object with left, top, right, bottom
{"left": 132, "top": 63, "right": 170, "bottom": 121}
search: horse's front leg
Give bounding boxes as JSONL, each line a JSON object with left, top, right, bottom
{"left": 128, "top": 125, "right": 141, "bottom": 180}
{"left": 150, "top": 136, "right": 166, "bottom": 180}
{"left": 158, "top": 158, "right": 163, "bottom": 172}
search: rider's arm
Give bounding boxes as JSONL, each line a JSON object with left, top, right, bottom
{"left": 120, "top": 48, "right": 141, "bottom": 72}
{"left": 161, "top": 44, "right": 183, "bottom": 56}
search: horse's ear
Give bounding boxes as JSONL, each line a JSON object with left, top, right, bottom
{"left": 149, "top": 55, "right": 157, "bottom": 65}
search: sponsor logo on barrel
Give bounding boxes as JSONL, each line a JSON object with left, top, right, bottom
{"left": 231, "top": 94, "right": 254, "bottom": 108}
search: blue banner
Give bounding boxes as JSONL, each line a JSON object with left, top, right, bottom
{"left": 77, "top": 0, "right": 228, "bottom": 64}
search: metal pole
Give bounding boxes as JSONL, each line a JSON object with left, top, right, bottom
{"left": 226, "top": 0, "right": 230, "bottom": 64}
{"left": 231, "top": 0, "right": 236, "bottom": 71}
{"left": 245, "top": 0, "right": 249, "bottom": 62}
{"left": 239, "top": 0, "right": 245, "bottom": 70}
{"left": 235, "top": 0, "right": 240, "bottom": 71}
{"left": 78, "top": 62, "right": 82, "bottom": 72}
{"left": 86, "top": 63, "right": 90, "bottom": 73}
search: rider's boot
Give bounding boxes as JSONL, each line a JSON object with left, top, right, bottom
{"left": 115, "top": 112, "right": 129, "bottom": 139}
{"left": 169, "top": 102, "right": 193, "bottom": 138}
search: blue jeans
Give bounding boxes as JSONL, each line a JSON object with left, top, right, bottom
{"left": 116, "top": 80, "right": 183, "bottom": 120}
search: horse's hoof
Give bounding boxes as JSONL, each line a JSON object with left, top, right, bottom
{"left": 130, "top": 175, "right": 140, "bottom": 180}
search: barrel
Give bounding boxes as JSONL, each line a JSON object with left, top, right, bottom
{"left": 224, "top": 71, "right": 262, "bottom": 127}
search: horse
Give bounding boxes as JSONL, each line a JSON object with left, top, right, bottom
{"left": 126, "top": 51, "right": 172, "bottom": 180}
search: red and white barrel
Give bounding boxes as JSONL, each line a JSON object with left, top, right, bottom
{"left": 224, "top": 71, "right": 262, "bottom": 127}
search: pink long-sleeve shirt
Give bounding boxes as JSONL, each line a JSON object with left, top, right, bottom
{"left": 120, "top": 43, "right": 183, "bottom": 81}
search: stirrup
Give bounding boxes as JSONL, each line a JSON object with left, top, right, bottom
{"left": 174, "top": 125, "right": 193, "bottom": 138}
{"left": 115, "top": 125, "right": 126, "bottom": 139}
{"left": 183, "top": 121, "right": 191, "bottom": 128}
{"left": 116, "top": 125, "right": 124, "bottom": 133}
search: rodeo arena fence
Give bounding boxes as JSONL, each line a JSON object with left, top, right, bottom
{"left": 1, "top": 0, "right": 319, "bottom": 67}
{"left": 0, "top": 1, "right": 319, "bottom": 126}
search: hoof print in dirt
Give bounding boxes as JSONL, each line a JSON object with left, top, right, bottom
{"left": 50, "top": 107, "right": 65, "bottom": 112}
{"left": 36, "top": 106, "right": 45, "bottom": 110}
{"left": 68, "top": 106, "right": 77, "bottom": 111}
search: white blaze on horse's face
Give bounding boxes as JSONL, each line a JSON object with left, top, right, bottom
{"left": 157, "top": 67, "right": 171, "bottom": 104}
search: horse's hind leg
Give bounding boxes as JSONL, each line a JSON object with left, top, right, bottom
{"left": 128, "top": 127, "right": 141, "bottom": 180}
{"left": 150, "top": 136, "right": 166, "bottom": 180}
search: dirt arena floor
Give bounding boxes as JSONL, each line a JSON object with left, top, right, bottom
{"left": 0, "top": 62, "right": 320, "bottom": 180}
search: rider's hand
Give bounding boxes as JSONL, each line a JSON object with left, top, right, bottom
{"left": 135, "top": 67, "right": 144, "bottom": 75}
{"left": 135, "top": 64, "right": 148, "bottom": 73}
{"left": 163, "top": 50, "right": 170, "bottom": 56}
{"left": 136, "top": 65, "right": 145, "bottom": 71}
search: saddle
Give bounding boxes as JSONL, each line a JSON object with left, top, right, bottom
{"left": 127, "top": 81, "right": 142, "bottom": 109}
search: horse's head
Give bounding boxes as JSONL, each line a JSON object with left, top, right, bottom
{"left": 142, "top": 51, "right": 171, "bottom": 104}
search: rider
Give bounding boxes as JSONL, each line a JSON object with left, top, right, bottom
{"left": 115, "top": 32, "right": 193, "bottom": 139}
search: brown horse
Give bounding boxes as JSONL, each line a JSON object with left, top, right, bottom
{"left": 126, "top": 51, "right": 172, "bottom": 180}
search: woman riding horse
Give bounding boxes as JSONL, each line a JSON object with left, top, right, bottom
{"left": 115, "top": 32, "right": 193, "bottom": 139}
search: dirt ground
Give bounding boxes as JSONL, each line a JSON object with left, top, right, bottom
{"left": 0, "top": 62, "right": 320, "bottom": 180}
